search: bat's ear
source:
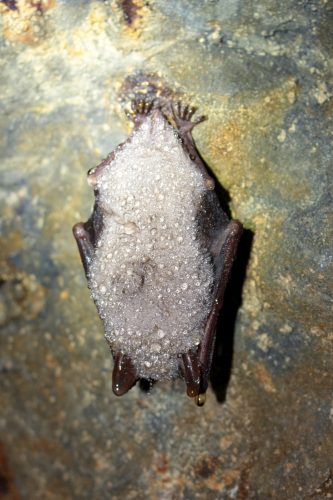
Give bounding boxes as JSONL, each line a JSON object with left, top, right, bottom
{"left": 112, "top": 352, "right": 138, "bottom": 396}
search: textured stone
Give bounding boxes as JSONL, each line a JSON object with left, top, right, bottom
{"left": 0, "top": 0, "right": 332, "bottom": 498}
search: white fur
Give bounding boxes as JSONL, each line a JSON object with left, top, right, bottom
{"left": 88, "top": 112, "right": 213, "bottom": 379}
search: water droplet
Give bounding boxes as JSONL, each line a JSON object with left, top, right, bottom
{"left": 151, "top": 343, "right": 161, "bottom": 353}
{"left": 124, "top": 222, "right": 138, "bottom": 235}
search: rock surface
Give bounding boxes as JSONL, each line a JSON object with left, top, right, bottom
{"left": 0, "top": 0, "right": 332, "bottom": 498}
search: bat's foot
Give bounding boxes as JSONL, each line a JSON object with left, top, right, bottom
{"left": 171, "top": 101, "right": 207, "bottom": 134}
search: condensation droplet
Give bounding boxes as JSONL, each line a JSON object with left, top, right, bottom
{"left": 124, "top": 222, "right": 138, "bottom": 235}
{"left": 151, "top": 343, "right": 161, "bottom": 353}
